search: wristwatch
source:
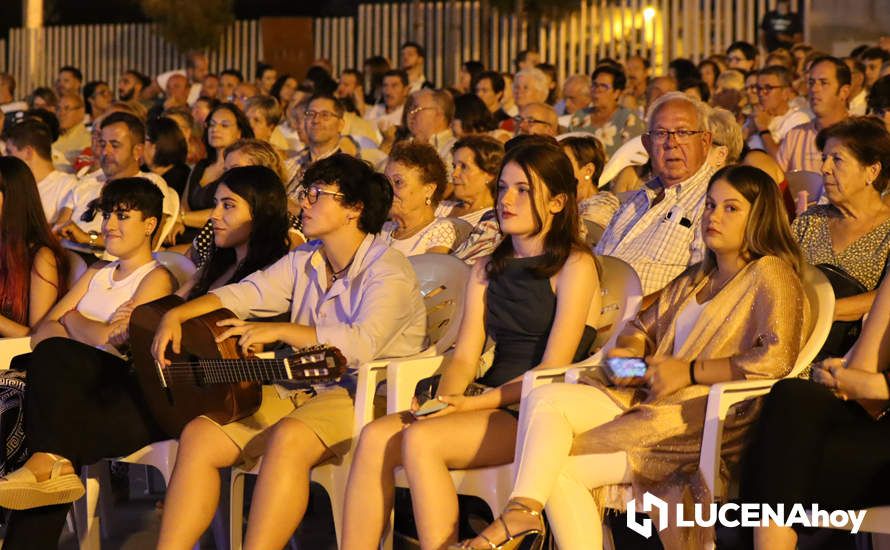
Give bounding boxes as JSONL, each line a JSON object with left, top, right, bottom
{"left": 88, "top": 230, "right": 99, "bottom": 247}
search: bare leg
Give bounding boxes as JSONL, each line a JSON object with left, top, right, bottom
{"left": 401, "top": 410, "right": 519, "bottom": 550}
{"left": 754, "top": 526, "right": 797, "bottom": 550}
{"left": 241, "top": 417, "right": 332, "bottom": 550}
{"left": 157, "top": 417, "right": 241, "bottom": 550}
{"left": 341, "top": 412, "right": 411, "bottom": 550}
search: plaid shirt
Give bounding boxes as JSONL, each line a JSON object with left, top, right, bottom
{"left": 595, "top": 162, "right": 716, "bottom": 295}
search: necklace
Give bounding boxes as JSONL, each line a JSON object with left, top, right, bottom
{"left": 327, "top": 258, "right": 354, "bottom": 282}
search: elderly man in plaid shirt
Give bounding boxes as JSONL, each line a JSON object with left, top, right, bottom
{"left": 596, "top": 92, "right": 717, "bottom": 296}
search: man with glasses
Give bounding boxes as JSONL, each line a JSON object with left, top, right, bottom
{"left": 745, "top": 66, "right": 811, "bottom": 156}
{"left": 515, "top": 102, "right": 558, "bottom": 137}
{"left": 777, "top": 56, "right": 851, "bottom": 173}
{"left": 726, "top": 41, "right": 759, "bottom": 72}
{"left": 407, "top": 89, "right": 456, "bottom": 170}
{"left": 53, "top": 92, "right": 91, "bottom": 169}
{"left": 596, "top": 92, "right": 715, "bottom": 296}
{"left": 287, "top": 93, "right": 348, "bottom": 195}
{"left": 569, "top": 65, "right": 645, "bottom": 158}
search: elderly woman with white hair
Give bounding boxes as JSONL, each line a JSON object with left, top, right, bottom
{"left": 706, "top": 106, "right": 744, "bottom": 169}
{"left": 501, "top": 68, "right": 550, "bottom": 133}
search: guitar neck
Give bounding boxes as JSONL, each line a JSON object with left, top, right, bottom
{"left": 182, "top": 354, "right": 337, "bottom": 385}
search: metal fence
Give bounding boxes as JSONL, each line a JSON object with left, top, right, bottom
{"left": 6, "top": 20, "right": 261, "bottom": 93}
{"left": 316, "top": 0, "right": 806, "bottom": 86}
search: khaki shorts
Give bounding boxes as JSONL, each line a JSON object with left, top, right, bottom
{"left": 203, "top": 385, "right": 358, "bottom": 470}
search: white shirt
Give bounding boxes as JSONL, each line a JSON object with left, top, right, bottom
{"left": 0, "top": 101, "right": 27, "bottom": 114}
{"left": 850, "top": 89, "right": 868, "bottom": 116}
{"left": 746, "top": 102, "right": 812, "bottom": 150}
{"left": 364, "top": 103, "right": 404, "bottom": 132}
{"left": 77, "top": 260, "right": 160, "bottom": 323}
{"left": 37, "top": 170, "right": 77, "bottom": 224}
{"left": 63, "top": 170, "right": 176, "bottom": 233}
{"left": 211, "top": 233, "right": 427, "bottom": 368}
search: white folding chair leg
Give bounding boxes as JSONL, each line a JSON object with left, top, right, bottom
{"left": 73, "top": 463, "right": 107, "bottom": 550}
{"left": 229, "top": 467, "right": 250, "bottom": 550}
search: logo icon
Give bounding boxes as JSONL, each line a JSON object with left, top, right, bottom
{"left": 626, "top": 492, "right": 669, "bottom": 538}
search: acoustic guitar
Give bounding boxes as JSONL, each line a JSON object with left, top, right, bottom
{"left": 129, "top": 295, "right": 347, "bottom": 438}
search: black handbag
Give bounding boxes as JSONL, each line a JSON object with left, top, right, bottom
{"left": 815, "top": 263, "right": 868, "bottom": 360}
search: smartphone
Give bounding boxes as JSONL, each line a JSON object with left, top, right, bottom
{"left": 413, "top": 398, "right": 449, "bottom": 418}
{"left": 605, "top": 357, "right": 648, "bottom": 385}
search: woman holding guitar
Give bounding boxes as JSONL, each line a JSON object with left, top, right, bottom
{"left": 0, "top": 167, "right": 291, "bottom": 549}
{"left": 150, "top": 154, "right": 428, "bottom": 550}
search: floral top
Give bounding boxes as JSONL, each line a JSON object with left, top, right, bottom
{"left": 569, "top": 106, "right": 646, "bottom": 158}
{"left": 792, "top": 204, "right": 890, "bottom": 290}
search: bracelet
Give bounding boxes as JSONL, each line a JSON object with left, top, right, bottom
{"left": 689, "top": 359, "right": 698, "bottom": 385}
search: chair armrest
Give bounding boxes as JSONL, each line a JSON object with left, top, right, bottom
{"left": 386, "top": 355, "right": 446, "bottom": 413}
{"left": 699, "top": 379, "right": 780, "bottom": 497}
{"left": 520, "top": 366, "right": 571, "bottom": 399}
{"left": 0, "top": 337, "right": 31, "bottom": 370}
{"left": 351, "top": 360, "right": 391, "bottom": 437}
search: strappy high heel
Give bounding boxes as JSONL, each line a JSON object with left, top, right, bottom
{"left": 456, "top": 499, "right": 546, "bottom": 550}
{"left": 0, "top": 453, "right": 84, "bottom": 510}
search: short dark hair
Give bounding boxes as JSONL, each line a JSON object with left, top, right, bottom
{"left": 759, "top": 65, "right": 794, "bottom": 86}
{"left": 255, "top": 62, "right": 275, "bottom": 80}
{"left": 679, "top": 78, "right": 710, "bottom": 102}
{"left": 88, "top": 177, "right": 164, "bottom": 236}
{"left": 727, "top": 41, "right": 758, "bottom": 61}
{"left": 20, "top": 108, "right": 60, "bottom": 142}
{"left": 817, "top": 116, "right": 890, "bottom": 192}
{"left": 100, "top": 111, "right": 146, "bottom": 145}
{"left": 401, "top": 41, "right": 426, "bottom": 59}
{"left": 307, "top": 92, "right": 345, "bottom": 118}
{"left": 809, "top": 55, "right": 852, "bottom": 88}
{"left": 27, "top": 88, "right": 58, "bottom": 111}
{"left": 868, "top": 75, "right": 890, "bottom": 115}
{"left": 453, "top": 93, "right": 496, "bottom": 133}
{"left": 4, "top": 118, "right": 54, "bottom": 160}
{"left": 302, "top": 154, "right": 393, "bottom": 234}
{"left": 388, "top": 142, "right": 449, "bottom": 204}
{"left": 561, "top": 134, "right": 605, "bottom": 184}
{"left": 147, "top": 117, "right": 188, "bottom": 167}
{"left": 462, "top": 60, "right": 484, "bottom": 78}
{"left": 59, "top": 65, "right": 83, "bottom": 82}
{"left": 341, "top": 68, "right": 363, "bottom": 83}
{"left": 862, "top": 47, "right": 890, "bottom": 63}
{"left": 125, "top": 69, "right": 150, "bottom": 89}
{"left": 472, "top": 70, "right": 505, "bottom": 95}
{"left": 220, "top": 68, "right": 244, "bottom": 82}
{"left": 668, "top": 58, "right": 701, "bottom": 81}
{"left": 592, "top": 65, "right": 627, "bottom": 91}
{"left": 383, "top": 69, "right": 409, "bottom": 87}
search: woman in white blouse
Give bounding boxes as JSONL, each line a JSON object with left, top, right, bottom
{"left": 381, "top": 142, "right": 463, "bottom": 256}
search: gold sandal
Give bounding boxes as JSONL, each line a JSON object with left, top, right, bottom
{"left": 0, "top": 454, "right": 84, "bottom": 510}
{"left": 457, "top": 500, "right": 546, "bottom": 550}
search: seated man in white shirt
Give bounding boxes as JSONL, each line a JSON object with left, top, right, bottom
{"left": 364, "top": 69, "right": 410, "bottom": 133}
{"left": 596, "top": 92, "right": 716, "bottom": 297}
{"left": 53, "top": 111, "right": 175, "bottom": 251}
{"left": 151, "top": 153, "right": 428, "bottom": 549}
{"left": 744, "top": 66, "right": 811, "bottom": 156}
{"left": 4, "top": 118, "right": 76, "bottom": 224}
{"left": 407, "top": 89, "right": 457, "bottom": 170}
{"left": 53, "top": 92, "right": 91, "bottom": 168}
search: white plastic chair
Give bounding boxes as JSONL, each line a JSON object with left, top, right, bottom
{"left": 227, "top": 253, "right": 471, "bottom": 549}
{"left": 154, "top": 191, "right": 180, "bottom": 251}
{"left": 152, "top": 251, "right": 197, "bottom": 287}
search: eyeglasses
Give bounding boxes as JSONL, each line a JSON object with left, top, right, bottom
{"left": 647, "top": 129, "right": 706, "bottom": 143}
{"left": 407, "top": 106, "right": 439, "bottom": 118}
{"left": 756, "top": 84, "right": 787, "bottom": 94}
{"left": 297, "top": 185, "right": 346, "bottom": 204}
{"left": 304, "top": 110, "right": 342, "bottom": 121}
{"left": 514, "top": 116, "right": 551, "bottom": 127}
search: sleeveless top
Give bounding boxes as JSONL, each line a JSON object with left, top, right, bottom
{"left": 76, "top": 260, "right": 160, "bottom": 323}
{"left": 186, "top": 160, "right": 222, "bottom": 211}
{"left": 479, "top": 255, "right": 596, "bottom": 387}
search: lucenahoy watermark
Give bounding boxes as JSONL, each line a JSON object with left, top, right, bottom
{"left": 626, "top": 492, "right": 867, "bottom": 538}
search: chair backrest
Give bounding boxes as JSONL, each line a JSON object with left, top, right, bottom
{"left": 65, "top": 250, "right": 88, "bottom": 287}
{"left": 791, "top": 263, "right": 835, "bottom": 377}
{"left": 786, "top": 170, "right": 823, "bottom": 207}
{"left": 408, "top": 254, "right": 471, "bottom": 354}
{"left": 155, "top": 191, "right": 180, "bottom": 251}
{"left": 152, "top": 251, "right": 197, "bottom": 287}
{"left": 592, "top": 255, "right": 643, "bottom": 352}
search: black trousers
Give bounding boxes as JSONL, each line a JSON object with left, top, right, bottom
{"left": 740, "top": 377, "right": 890, "bottom": 510}
{"left": 4, "top": 337, "right": 166, "bottom": 550}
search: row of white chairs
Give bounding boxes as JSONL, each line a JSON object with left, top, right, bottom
{"left": 4, "top": 252, "right": 888, "bottom": 549}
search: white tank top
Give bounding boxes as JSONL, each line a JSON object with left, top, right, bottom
{"left": 76, "top": 260, "right": 160, "bottom": 323}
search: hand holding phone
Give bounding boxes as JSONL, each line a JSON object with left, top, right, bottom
{"left": 605, "top": 357, "right": 648, "bottom": 387}
{"left": 413, "top": 398, "right": 449, "bottom": 418}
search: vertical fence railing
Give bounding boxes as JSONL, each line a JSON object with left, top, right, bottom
{"left": 317, "top": 0, "right": 803, "bottom": 85}
{"left": 6, "top": 20, "right": 260, "bottom": 92}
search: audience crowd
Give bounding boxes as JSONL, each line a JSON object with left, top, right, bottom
{"left": 0, "top": 32, "right": 889, "bottom": 550}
